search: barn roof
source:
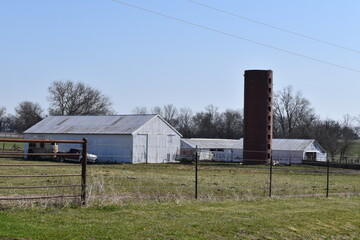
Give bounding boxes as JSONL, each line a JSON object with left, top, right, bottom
{"left": 232, "top": 138, "right": 321, "bottom": 151}
{"left": 181, "top": 138, "right": 239, "bottom": 149}
{"left": 271, "top": 139, "right": 318, "bottom": 151}
{"left": 183, "top": 138, "right": 325, "bottom": 152}
{"left": 24, "top": 115, "right": 181, "bottom": 136}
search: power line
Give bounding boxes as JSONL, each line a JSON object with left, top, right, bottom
{"left": 111, "top": 0, "right": 360, "bottom": 73}
{"left": 186, "top": 0, "right": 360, "bottom": 54}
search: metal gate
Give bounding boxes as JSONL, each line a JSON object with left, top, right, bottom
{"left": 0, "top": 138, "right": 88, "bottom": 205}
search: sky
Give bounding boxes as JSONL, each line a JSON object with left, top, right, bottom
{"left": 1, "top": 0, "right": 360, "bottom": 121}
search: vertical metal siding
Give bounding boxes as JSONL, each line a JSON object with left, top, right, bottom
{"left": 24, "top": 116, "right": 181, "bottom": 164}
{"left": 134, "top": 117, "right": 181, "bottom": 163}
{"left": 24, "top": 133, "right": 133, "bottom": 163}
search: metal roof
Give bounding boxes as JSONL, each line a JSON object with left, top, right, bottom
{"left": 181, "top": 138, "right": 240, "bottom": 149}
{"left": 271, "top": 139, "right": 316, "bottom": 151}
{"left": 24, "top": 115, "right": 173, "bottom": 135}
{"left": 184, "top": 138, "right": 322, "bottom": 152}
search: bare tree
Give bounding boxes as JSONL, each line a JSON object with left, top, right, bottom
{"left": 338, "top": 114, "right": 357, "bottom": 158}
{"left": 177, "top": 107, "right": 195, "bottom": 138}
{"left": 132, "top": 106, "right": 148, "bottom": 114}
{"left": 311, "top": 119, "right": 341, "bottom": 159}
{"left": 162, "top": 104, "right": 178, "bottom": 127}
{"left": 14, "top": 101, "right": 44, "bottom": 132}
{"left": 193, "top": 105, "right": 222, "bottom": 138}
{"left": 356, "top": 115, "right": 360, "bottom": 137}
{"left": 310, "top": 117, "right": 357, "bottom": 159}
{"left": 273, "top": 86, "right": 316, "bottom": 138}
{"left": 219, "top": 109, "right": 243, "bottom": 139}
{"left": 48, "top": 80, "right": 113, "bottom": 115}
{"left": 3, "top": 115, "right": 16, "bottom": 132}
{"left": 0, "top": 107, "right": 8, "bottom": 131}
{"left": 151, "top": 106, "right": 163, "bottom": 116}
{"left": 0, "top": 107, "right": 16, "bottom": 132}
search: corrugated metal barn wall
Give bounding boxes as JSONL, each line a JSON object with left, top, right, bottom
{"left": 133, "top": 116, "right": 181, "bottom": 163}
{"left": 24, "top": 134, "right": 133, "bottom": 163}
{"left": 272, "top": 150, "right": 303, "bottom": 164}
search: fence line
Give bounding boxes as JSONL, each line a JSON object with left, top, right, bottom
{"left": 0, "top": 141, "right": 359, "bottom": 204}
{"left": 0, "top": 138, "right": 88, "bottom": 205}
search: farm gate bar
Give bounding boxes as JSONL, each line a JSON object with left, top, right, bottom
{"left": 0, "top": 138, "right": 88, "bottom": 205}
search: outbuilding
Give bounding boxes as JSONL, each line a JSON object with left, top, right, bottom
{"left": 180, "top": 138, "right": 242, "bottom": 162}
{"left": 180, "top": 138, "right": 327, "bottom": 163}
{"left": 24, "top": 114, "right": 182, "bottom": 163}
{"left": 270, "top": 138, "right": 327, "bottom": 164}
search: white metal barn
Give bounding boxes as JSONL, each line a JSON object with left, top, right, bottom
{"left": 180, "top": 138, "right": 242, "bottom": 162}
{"left": 24, "top": 115, "right": 182, "bottom": 163}
{"left": 270, "top": 139, "right": 327, "bottom": 164}
{"left": 181, "top": 138, "right": 327, "bottom": 163}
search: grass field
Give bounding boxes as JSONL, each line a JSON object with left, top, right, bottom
{"left": 0, "top": 197, "right": 359, "bottom": 239}
{"left": 0, "top": 141, "right": 23, "bottom": 152}
{"left": 0, "top": 158, "right": 360, "bottom": 239}
{"left": 0, "top": 158, "right": 359, "bottom": 204}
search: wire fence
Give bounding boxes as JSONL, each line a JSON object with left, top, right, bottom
{"left": 0, "top": 141, "right": 359, "bottom": 205}
{"left": 83, "top": 161, "right": 360, "bottom": 204}
{"left": 84, "top": 155, "right": 360, "bottom": 204}
{"left": 0, "top": 138, "right": 88, "bottom": 206}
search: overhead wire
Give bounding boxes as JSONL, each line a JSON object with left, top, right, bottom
{"left": 111, "top": 0, "right": 360, "bottom": 73}
{"left": 186, "top": 0, "right": 360, "bottom": 54}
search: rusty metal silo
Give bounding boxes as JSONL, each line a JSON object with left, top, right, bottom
{"left": 243, "top": 70, "right": 273, "bottom": 164}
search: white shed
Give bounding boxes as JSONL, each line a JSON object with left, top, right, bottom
{"left": 270, "top": 138, "right": 327, "bottom": 164}
{"left": 24, "top": 115, "right": 182, "bottom": 163}
{"left": 180, "top": 138, "right": 242, "bottom": 162}
{"left": 181, "top": 138, "right": 327, "bottom": 163}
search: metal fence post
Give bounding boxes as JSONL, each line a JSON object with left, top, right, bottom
{"left": 326, "top": 156, "right": 330, "bottom": 198}
{"left": 81, "top": 138, "right": 88, "bottom": 205}
{"left": 195, "top": 145, "right": 198, "bottom": 199}
{"left": 269, "top": 155, "right": 273, "bottom": 198}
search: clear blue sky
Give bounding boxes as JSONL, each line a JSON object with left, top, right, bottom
{"left": 1, "top": 0, "right": 359, "bottom": 120}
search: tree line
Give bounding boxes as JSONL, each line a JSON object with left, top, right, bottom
{"left": 0, "top": 81, "right": 113, "bottom": 133}
{"left": 0, "top": 80, "right": 359, "bottom": 156}
{"left": 132, "top": 86, "right": 359, "bottom": 157}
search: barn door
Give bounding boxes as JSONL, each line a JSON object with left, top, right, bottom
{"left": 137, "top": 134, "right": 148, "bottom": 163}
{"left": 166, "top": 135, "right": 175, "bottom": 162}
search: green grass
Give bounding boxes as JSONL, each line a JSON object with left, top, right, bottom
{"left": 87, "top": 163, "right": 360, "bottom": 202}
{"left": 0, "top": 141, "right": 23, "bottom": 152}
{"left": 0, "top": 159, "right": 359, "bottom": 239}
{"left": 348, "top": 139, "right": 360, "bottom": 157}
{"left": 0, "top": 197, "right": 359, "bottom": 239}
{"left": 0, "top": 159, "right": 359, "bottom": 203}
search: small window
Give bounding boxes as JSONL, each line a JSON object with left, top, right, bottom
{"left": 268, "top": 144, "right": 271, "bottom": 150}
{"left": 267, "top": 154, "right": 271, "bottom": 159}
{"left": 29, "top": 143, "right": 36, "bottom": 147}
{"left": 268, "top": 97, "right": 271, "bottom": 102}
{"left": 268, "top": 78, "right": 272, "bottom": 84}
{"left": 268, "top": 125, "right": 271, "bottom": 131}
{"left": 268, "top": 87, "right": 272, "bottom": 93}
{"left": 268, "top": 134, "right": 271, "bottom": 139}
{"left": 40, "top": 143, "right": 45, "bottom": 148}
{"left": 268, "top": 106, "right": 271, "bottom": 112}
{"left": 268, "top": 116, "right": 271, "bottom": 121}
